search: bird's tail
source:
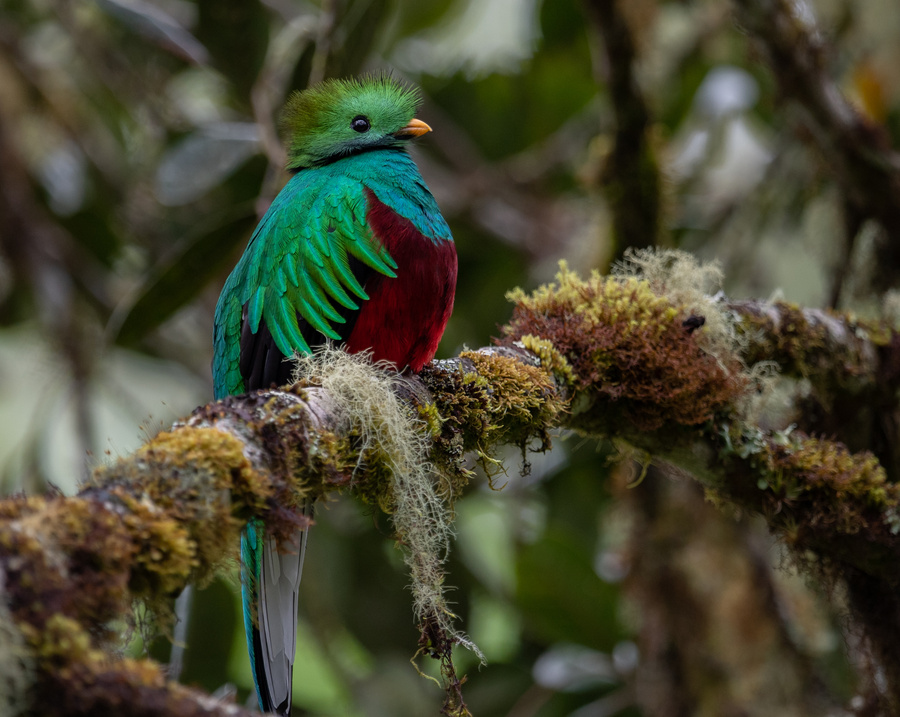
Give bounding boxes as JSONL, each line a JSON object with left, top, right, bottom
{"left": 241, "top": 512, "right": 310, "bottom": 716}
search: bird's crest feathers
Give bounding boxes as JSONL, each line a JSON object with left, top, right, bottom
{"left": 281, "top": 74, "right": 422, "bottom": 169}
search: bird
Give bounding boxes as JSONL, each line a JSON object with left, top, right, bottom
{"left": 211, "top": 74, "right": 457, "bottom": 716}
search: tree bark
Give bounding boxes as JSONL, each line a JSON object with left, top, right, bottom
{"left": 3, "top": 282, "right": 900, "bottom": 714}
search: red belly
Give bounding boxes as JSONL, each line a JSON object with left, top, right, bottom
{"left": 345, "top": 189, "right": 457, "bottom": 373}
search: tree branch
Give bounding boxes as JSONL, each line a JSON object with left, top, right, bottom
{"left": 729, "top": 298, "right": 897, "bottom": 392}
{"left": 5, "top": 265, "right": 900, "bottom": 712}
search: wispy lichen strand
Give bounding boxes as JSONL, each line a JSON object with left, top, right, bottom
{"left": 291, "top": 347, "right": 483, "bottom": 686}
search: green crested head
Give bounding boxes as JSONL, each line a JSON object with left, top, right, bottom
{"left": 280, "top": 75, "right": 430, "bottom": 169}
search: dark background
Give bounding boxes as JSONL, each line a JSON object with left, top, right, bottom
{"left": 3, "top": 0, "right": 897, "bottom": 714}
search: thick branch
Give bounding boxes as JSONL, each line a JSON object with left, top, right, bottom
{"left": 0, "top": 359, "right": 560, "bottom": 715}
{"left": 729, "top": 297, "right": 900, "bottom": 483}
{"left": 5, "top": 269, "right": 900, "bottom": 712}
{"left": 729, "top": 298, "right": 898, "bottom": 392}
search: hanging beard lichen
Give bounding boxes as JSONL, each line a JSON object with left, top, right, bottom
{"left": 291, "top": 347, "right": 482, "bottom": 713}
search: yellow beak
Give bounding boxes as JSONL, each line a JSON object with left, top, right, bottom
{"left": 394, "top": 118, "right": 432, "bottom": 138}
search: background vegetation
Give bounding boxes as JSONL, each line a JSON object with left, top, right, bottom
{"left": 3, "top": 0, "right": 900, "bottom": 714}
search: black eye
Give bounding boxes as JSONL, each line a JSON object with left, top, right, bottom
{"left": 351, "top": 115, "right": 370, "bottom": 133}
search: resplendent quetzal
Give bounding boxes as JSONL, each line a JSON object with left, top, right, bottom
{"left": 212, "top": 75, "right": 456, "bottom": 715}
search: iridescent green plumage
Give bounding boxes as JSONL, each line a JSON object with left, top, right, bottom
{"left": 211, "top": 75, "right": 455, "bottom": 716}
{"left": 280, "top": 75, "right": 421, "bottom": 169}
{"left": 212, "top": 150, "right": 450, "bottom": 398}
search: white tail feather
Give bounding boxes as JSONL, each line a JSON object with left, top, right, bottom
{"left": 257, "top": 521, "right": 309, "bottom": 714}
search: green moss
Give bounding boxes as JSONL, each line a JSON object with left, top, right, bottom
{"left": 857, "top": 316, "right": 894, "bottom": 347}
{"left": 90, "top": 426, "right": 267, "bottom": 588}
{"left": 352, "top": 441, "right": 397, "bottom": 512}
{"left": 119, "top": 497, "right": 198, "bottom": 597}
{"left": 734, "top": 301, "right": 898, "bottom": 397}
{"left": 507, "top": 263, "right": 679, "bottom": 339}
{"left": 257, "top": 400, "right": 321, "bottom": 511}
{"left": 713, "top": 420, "right": 900, "bottom": 542}
{"left": 415, "top": 400, "right": 445, "bottom": 440}
{"left": 761, "top": 435, "right": 897, "bottom": 527}
{"left": 519, "top": 334, "right": 576, "bottom": 386}
{"left": 20, "top": 612, "right": 202, "bottom": 716}
{"left": 462, "top": 352, "right": 564, "bottom": 449}
{"left": 775, "top": 439, "right": 886, "bottom": 501}
{"left": 418, "top": 351, "right": 565, "bottom": 486}
{"left": 503, "top": 263, "right": 747, "bottom": 435}
{"left": 25, "top": 614, "right": 100, "bottom": 666}
{"left": 303, "top": 426, "right": 355, "bottom": 493}
{"left": 136, "top": 427, "right": 266, "bottom": 502}
{"left": 0, "top": 497, "right": 134, "bottom": 641}
{"left": 737, "top": 301, "right": 832, "bottom": 380}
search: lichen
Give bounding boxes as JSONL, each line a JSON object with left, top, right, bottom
{"left": 291, "top": 347, "right": 482, "bottom": 684}
{"left": 614, "top": 248, "right": 736, "bottom": 358}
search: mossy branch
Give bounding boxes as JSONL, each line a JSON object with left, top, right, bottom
{"left": 494, "top": 263, "right": 900, "bottom": 586}
{"left": 729, "top": 298, "right": 900, "bottom": 398}
{"left": 5, "top": 258, "right": 900, "bottom": 712}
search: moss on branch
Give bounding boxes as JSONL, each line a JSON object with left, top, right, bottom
{"left": 0, "top": 493, "right": 258, "bottom": 717}
{"left": 729, "top": 298, "right": 900, "bottom": 395}
{"left": 418, "top": 348, "right": 565, "bottom": 480}
{"left": 501, "top": 261, "right": 748, "bottom": 435}
{"left": 639, "top": 423, "right": 900, "bottom": 578}
{"left": 5, "top": 259, "right": 900, "bottom": 714}
{"left": 0, "top": 388, "right": 345, "bottom": 716}
{"left": 494, "top": 263, "right": 900, "bottom": 586}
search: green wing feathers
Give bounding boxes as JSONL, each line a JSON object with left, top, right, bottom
{"left": 212, "top": 168, "right": 397, "bottom": 399}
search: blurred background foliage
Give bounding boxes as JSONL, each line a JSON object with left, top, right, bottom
{"left": 1, "top": 0, "right": 898, "bottom": 714}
